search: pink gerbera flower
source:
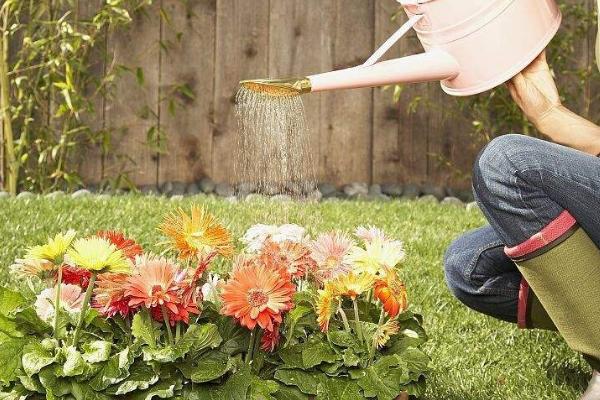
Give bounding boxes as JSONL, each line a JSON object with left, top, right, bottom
{"left": 35, "top": 284, "right": 85, "bottom": 323}
{"left": 310, "top": 232, "right": 354, "bottom": 283}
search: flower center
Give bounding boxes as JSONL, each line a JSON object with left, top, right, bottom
{"left": 325, "top": 256, "right": 339, "bottom": 269}
{"left": 247, "top": 289, "right": 269, "bottom": 307}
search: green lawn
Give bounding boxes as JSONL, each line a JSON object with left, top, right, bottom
{"left": 0, "top": 195, "right": 590, "bottom": 400}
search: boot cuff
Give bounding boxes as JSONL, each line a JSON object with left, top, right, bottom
{"left": 505, "top": 211, "right": 577, "bottom": 261}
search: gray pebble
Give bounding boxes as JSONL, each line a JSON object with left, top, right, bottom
{"left": 237, "top": 182, "right": 256, "bottom": 196}
{"left": 271, "top": 194, "right": 293, "bottom": 202}
{"left": 225, "top": 196, "right": 238, "bottom": 203}
{"left": 343, "top": 182, "right": 369, "bottom": 198}
{"left": 215, "top": 182, "right": 235, "bottom": 197}
{"left": 0, "top": 191, "right": 10, "bottom": 199}
{"left": 170, "top": 195, "right": 184, "bottom": 201}
{"left": 198, "top": 177, "right": 216, "bottom": 194}
{"left": 72, "top": 189, "right": 91, "bottom": 199}
{"left": 402, "top": 184, "right": 421, "bottom": 199}
{"left": 418, "top": 194, "right": 439, "bottom": 203}
{"left": 171, "top": 181, "right": 187, "bottom": 196}
{"left": 186, "top": 182, "right": 200, "bottom": 195}
{"left": 441, "top": 196, "right": 465, "bottom": 207}
{"left": 421, "top": 183, "right": 446, "bottom": 200}
{"left": 160, "top": 181, "right": 174, "bottom": 195}
{"left": 140, "top": 185, "right": 159, "bottom": 195}
{"left": 381, "top": 183, "right": 403, "bottom": 197}
{"left": 46, "top": 191, "right": 65, "bottom": 199}
{"left": 96, "top": 194, "right": 112, "bottom": 200}
{"left": 369, "top": 184, "right": 382, "bottom": 196}
{"left": 466, "top": 202, "right": 480, "bottom": 212}
{"left": 17, "top": 191, "right": 35, "bottom": 199}
{"left": 305, "top": 189, "right": 323, "bottom": 202}
{"left": 244, "top": 193, "right": 267, "bottom": 202}
{"left": 317, "top": 182, "right": 337, "bottom": 197}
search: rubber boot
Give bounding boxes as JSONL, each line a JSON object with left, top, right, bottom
{"left": 517, "top": 278, "right": 556, "bottom": 331}
{"left": 505, "top": 211, "right": 600, "bottom": 370}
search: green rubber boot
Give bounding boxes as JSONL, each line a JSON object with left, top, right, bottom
{"left": 517, "top": 279, "right": 556, "bottom": 331}
{"left": 506, "top": 211, "right": 600, "bottom": 369}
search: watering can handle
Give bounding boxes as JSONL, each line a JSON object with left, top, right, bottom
{"left": 362, "top": 14, "right": 424, "bottom": 67}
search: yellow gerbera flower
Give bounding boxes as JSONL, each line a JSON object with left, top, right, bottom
{"left": 67, "top": 237, "right": 131, "bottom": 274}
{"left": 26, "top": 230, "right": 77, "bottom": 262}
{"left": 328, "top": 272, "right": 375, "bottom": 301}
{"left": 159, "top": 206, "right": 234, "bottom": 260}
{"left": 346, "top": 238, "right": 405, "bottom": 276}
{"left": 316, "top": 286, "right": 337, "bottom": 332}
{"left": 373, "top": 319, "right": 400, "bottom": 349}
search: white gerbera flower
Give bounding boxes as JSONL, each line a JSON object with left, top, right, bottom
{"left": 346, "top": 238, "right": 405, "bottom": 276}
{"left": 201, "top": 273, "right": 224, "bottom": 304}
{"left": 242, "top": 224, "right": 307, "bottom": 252}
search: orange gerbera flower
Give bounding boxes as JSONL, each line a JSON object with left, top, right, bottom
{"left": 374, "top": 269, "right": 408, "bottom": 318}
{"left": 97, "top": 231, "right": 143, "bottom": 261}
{"left": 126, "top": 256, "right": 180, "bottom": 311}
{"left": 159, "top": 206, "right": 234, "bottom": 260}
{"left": 260, "top": 239, "right": 316, "bottom": 279}
{"left": 260, "top": 322, "right": 281, "bottom": 352}
{"left": 61, "top": 265, "right": 92, "bottom": 289}
{"left": 93, "top": 273, "right": 133, "bottom": 318}
{"left": 220, "top": 259, "right": 295, "bottom": 332}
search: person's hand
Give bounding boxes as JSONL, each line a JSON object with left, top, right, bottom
{"left": 507, "top": 51, "right": 562, "bottom": 128}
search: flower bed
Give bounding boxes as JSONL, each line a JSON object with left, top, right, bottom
{"left": 0, "top": 205, "right": 429, "bottom": 399}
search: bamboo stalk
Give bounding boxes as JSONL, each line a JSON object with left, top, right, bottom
{"left": 0, "top": 6, "right": 17, "bottom": 194}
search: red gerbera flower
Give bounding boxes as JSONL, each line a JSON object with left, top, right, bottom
{"left": 93, "top": 273, "right": 135, "bottom": 318}
{"left": 260, "top": 323, "right": 281, "bottom": 352}
{"left": 97, "top": 231, "right": 143, "bottom": 261}
{"left": 60, "top": 265, "right": 92, "bottom": 289}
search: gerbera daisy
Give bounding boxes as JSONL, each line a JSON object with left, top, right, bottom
{"left": 126, "top": 256, "right": 180, "bottom": 311}
{"left": 260, "top": 239, "right": 316, "bottom": 279}
{"left": 372, "top": 319, "right": 400, "bottom": 349}
{"left": 374, "top": 268, "right": 408, "bottom": 318}
{"left": 346, "top": 238, "right": 405, "bottom": 276}
{"left": 26, "top": 230, "right": 77, "bottom": 262}
{"left": 160, "top": 206, "right": 233, "bottom": 260}
{"left": 10, "top": 258, "right": 56, "bottom": 282}
{"left": 242, "top": 224, "right": 306, "bottom": 253}
{"left": 34, "top": 284, "right": 85, "bottom": 323}
{"left": 61, "top": 265, "right": 92, "bottom": 289}
{"left": 328, "top": 272, "right": 375, "bottom": 301}
{"left": 310, "top": 232, "right": 354, "bottom": 283}
{"left": 260, "top": 323, "right": 281, "bottom": 352}
{"left": 97, "top": 231, "right": 143, "bottom": 261}
{"left": 67, "top": 237, "right": 131, "bottom": 274}
{"left": 355, "top": 226, "right": 389, "bottom": 244}
{"left": 220, "top": 260, "right": 295, "bottom": 332}
{"left": 93, "top": 273, "right": 133, "bottom": 318}
{"left": 316, "top": 286, "right": 337, "bottom": 332}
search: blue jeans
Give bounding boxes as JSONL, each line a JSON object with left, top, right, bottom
{"left": 445, "top": 134, "right": 600, "bottom": 323}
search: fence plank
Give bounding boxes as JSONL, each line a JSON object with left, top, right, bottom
{"left": 372, "top": 0, "right": 402, "bottom": 184}
{"left": 318, "top": 0, "right": 375, "bottom": 184}
{"left": 212, "top": 0, "right": 270, "bottom": 184}
{"left": 158, "top": 0, "right": 216, "bottom": 185}
{"left": 103, "top": 2, "right": 161, "bottom": 187}
{"left": 77, "top": 0, "right": 106, "bottom": 185}
{"left": 268, "top": 0, "right": 324, "bottom": 179}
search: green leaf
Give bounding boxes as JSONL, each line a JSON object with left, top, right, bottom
{"left": 248, "top": 377, "right": 279, "bottom": 400}
{"left": 132, "top": 310, "right": 158, "bottom": 348}
{"left": 273, "top": 385, "right": 309, "bottom": 400}
{"left": 283, "top": 305, "right": 312, "bottom": 343}
{"left": 219, "top": 363, "right": 252, "bottom": 400}
{"left": 327, "top": 330, "right": 363, "bottom": 350}
{"left": 129, "top": 379, "right": 182, "bottom": 400}
{"left": 316, "top": 378, "right": 364, "bottom": 400}
{"left": 60, "top": 346, "right": 88, "bottom": 377}
{"left": 0, "top": 337, "right": 26, "bottom": 385}
{"left": 274, "top": 369, "right": 327, "bottom": 395}
{"left": 105, "top": 363, "right": 159, "bottom": 395}
{"left": 18, "top": 374, "right": 44, "bottom": 393}
{"left": 177, "top": 350, "right": 231, "bottom": 383}
{"left": 82, "top": 340, "right": 112, "bottom": 363}
{"left": 0, "top": 314, "right": 22, "bottom": 338}
{"left": 71, "top": 381, "right": 112, "bottom": 400}
{"left": 0, "top": 288, "right": 27, "bottom": 316}
{"left": 352, "top": 355, "right": 411, "bottom": 400}
{"left": 12, "top": 307, "right": 52, "bottom": 335}
{"left": 22, "top": 341, "right": 57, "bottom": 377}
{"left": 342, "top": 348, "right": 361, "bottom": 367}
{"left": 301, "top": 341, "right": 340, "bottom": 368}
{"left": 89, "top": 347, "right": 134, "bottom": 391}
{"left": 177, "top": 323, "right": 222, "bottom": 356}
{"left": 142, "top": 346, "right": 180, "bottom": 363}
{"left": 38, "top": 366, "right": 73, "bottom": 399}
{"left": 0, "top": 384, "right": 29, "bottom": 400}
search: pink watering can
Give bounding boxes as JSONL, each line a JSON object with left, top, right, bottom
{"left": 241, "top": 0, "right": 562, "bottom": 97}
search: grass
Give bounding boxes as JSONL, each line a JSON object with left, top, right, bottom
{"left": 0, "top": 195, "right": 591, "bottom": 400}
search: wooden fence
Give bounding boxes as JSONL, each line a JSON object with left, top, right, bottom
{"left": 78, "top": 0, "right": 598, "bottom": 190}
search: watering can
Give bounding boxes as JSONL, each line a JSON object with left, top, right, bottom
{"left": 241, "top": 0, "right": 562, "bottom": 97}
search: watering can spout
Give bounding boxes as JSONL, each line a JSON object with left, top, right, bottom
{"left": 308, "top": 50, "right": 459, "bottom": 93}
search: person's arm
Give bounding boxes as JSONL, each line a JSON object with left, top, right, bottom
{"left": 507, "top": 51, "right": 600, "bottom": 156}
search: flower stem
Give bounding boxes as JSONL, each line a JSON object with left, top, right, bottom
{"left": 53, "top": 264, "right": 63, "bottom": 337}
{"left": 72, "top": 272, "right": 97, "bottom": 346}
{"left": 337, "top": 302, "right": 351, "bottom": 332}
{"left": 369, "top": 308, "right": 387, "bottom": 364}
{"left": 161, "top": 304, "right": 174, "bottom": 345}
{"left": 175, "top": 322, "right": 181, "bottom": 343}
{"left": 245, "top": 328, "right": 257, "bottom": 365}
{"left": 352, "top": 299, "right": 364, "bottom": 346}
